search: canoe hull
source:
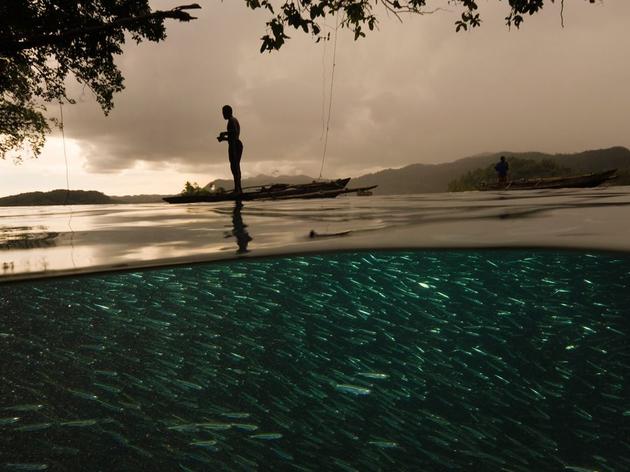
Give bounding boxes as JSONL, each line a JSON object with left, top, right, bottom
{"left": 163, "top": 178, "right": 352, "bottom": 203}
{"left": 479, "top": 169, "right": 617, "bottom": 191}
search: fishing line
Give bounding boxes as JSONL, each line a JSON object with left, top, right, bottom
{"left": 59, "top": 101, "right": 76, "bottom": 268}
{"left": 59, "top": 102, "right": 70, "bottom": 201}
{"left": 319, "top": 33, "right": 328, "bottom": 141}
{"left": 315, "top": 16, "right": 342, "bottom": 239}
{"left": 318, "top": 14, "right": 339, "bottom": 180}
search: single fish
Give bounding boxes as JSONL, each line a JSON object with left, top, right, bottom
{"left": 2, "top": 404, "right": 43, "bottom": 412}
{"left": 5, "top": 465, "right": 48, "bottom": 471}
{"left": 357, "top": 372, "right": 389, "bottom": 380}
{"left": 368, "top": 440, "right": 399, "bottom": 448}
{"left": 232, "top": 423, "right": 259, "bottom": 431}
{"left": 190, "top": 440, "right": 217, "bottom": 448}
{"left": 249, "top": 433, "right": 283, "bottom": 440}
{"left": 59, "top": 419, "right": 98, "bottom": 427}
{"left": 167, "top": 424, "right": 199, "bottom": 432}
{"left": 195, "top": 422, "right": 232, "bottom": 431}
{"left": 0, "top": 417, "right": 20, "bottom": 425}
{"left": 67, "top": 389, "right": 98, "bottom": 401}
{"left": 220, "top": 412, "right": 250, "bottom": 419}
{"left": 14, "top": 423, "right": 53, "bottom": 432}
{"left": 564, "top": 467, "right": 601, "bottom": 472}
{"left": 334, "top": 383, "right": 371, "bottom": 396}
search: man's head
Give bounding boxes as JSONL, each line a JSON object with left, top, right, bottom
{"left": 222, "top": 105, "right": 233, "bottom": 119}
{"left": 500, "top": 156, "right": 506, "bottom": 162}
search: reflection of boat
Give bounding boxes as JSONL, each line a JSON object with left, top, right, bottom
{"left": 479, "top": 169, "right": 617, "bottom": 191}
{"left": 163, "top": 178, "right": 378, "bottom": 203}
{"left": 0, "top": 227, "right": 59, "bottom": 250}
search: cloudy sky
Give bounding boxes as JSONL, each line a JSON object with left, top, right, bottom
{"left": 2, "top": 0, "right": 629, "bottom": 196}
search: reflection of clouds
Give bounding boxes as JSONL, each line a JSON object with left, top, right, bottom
{"left": 0, "top": 209, "right": 98, "bottom": 280}
{"left": 3, "top": 188, "right": 630, "bottom": 282}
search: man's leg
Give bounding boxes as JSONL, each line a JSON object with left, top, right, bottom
{"left": 229, "top": 145, "right": 242, "bottom": 193}
{"left": 233, "top": 142, "right": 243, "bottom": 193}
{"left": 233, "top": 161, "right": 242, "bottom": 193}
{"left": 229, "top": 158, "right": 240, "bottom": 193}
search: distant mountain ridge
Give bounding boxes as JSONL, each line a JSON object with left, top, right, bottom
{"left": 0, "top": 189, "right": 112, "bottom": 206}
{"left": 349, "top": 146, "right": 630, "bottom": 195}
{"left": 2, "top": 147, "right": 629, "bottom": 205}
{"left": 0, "top": 190, "right": 173, "bottom": 206}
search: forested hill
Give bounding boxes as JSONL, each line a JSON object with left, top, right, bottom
{"left": 0, "top": 190, "right": 112, "bottom": 206}
{"left": 3, "top": 147, "right": 629, "bottom": 204}
{"left": 350, "top": 146, "right": 630, "bottom": 195}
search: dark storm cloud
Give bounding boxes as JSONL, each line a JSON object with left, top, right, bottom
{"left": 58, "top": 1, "right": 630, "bottom": 177}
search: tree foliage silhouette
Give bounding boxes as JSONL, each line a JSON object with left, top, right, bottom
{"left": 1, "top": 0, "right": 596, "bottom": 161}
{"left": 246, "top": 0, "right": 595, "bottom": 52}
{"left": 0, "top": 2, "right": 200, "bottom": 161}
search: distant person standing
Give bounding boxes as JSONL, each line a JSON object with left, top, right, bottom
{"left": 495, "top": 155, "right": 509, "bottom": 186}
{"left": 217, "top": 105, "right": 243, "bottom": 194}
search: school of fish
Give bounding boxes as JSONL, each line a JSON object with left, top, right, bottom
{"left": 0, "top": 250, "right": 628, "bottom": 471}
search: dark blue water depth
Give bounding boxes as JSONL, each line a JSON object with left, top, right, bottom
{"left": 1, "top": 250, "right": 629, "bottom": 471}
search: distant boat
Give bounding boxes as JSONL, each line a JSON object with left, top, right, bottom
{"left": 479, "top": 169, "right": 617, "bottom": 191}
{"left": 356, "top": 189, "right": 373, "bottom": 196}
{"left": 163, "top": 178, "right": 378, "bottom": 203}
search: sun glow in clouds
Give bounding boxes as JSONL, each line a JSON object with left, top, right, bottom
{"left": 0, "top": 137, "right": 222, "bottom": 197}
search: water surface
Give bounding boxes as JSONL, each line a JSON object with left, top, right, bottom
{"left": 2, "top": 187, "right": 630, "bottom": 282}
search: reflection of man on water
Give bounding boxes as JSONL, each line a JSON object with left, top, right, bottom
{"left": 495, "top": 156, "right": 509, "bottom": 186}
{"left": 230, "top": 201, "right": 252, "bottom": 254}
{"left": 217, "top": 105, "right": 243, "bottom": 194}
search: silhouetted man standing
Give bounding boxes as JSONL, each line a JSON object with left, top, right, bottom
{"left": 217, "top": 105, "right": 243, "bottom": 194}
{"left": 495, "top": 155, "right": 509, "bottom": 186}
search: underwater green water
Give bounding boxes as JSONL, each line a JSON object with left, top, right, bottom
{"left": 1, "top": 251, "right": 629, "bottom": 471}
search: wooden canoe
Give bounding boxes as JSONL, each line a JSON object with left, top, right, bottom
{"left": 163, "top": 178, "right": 355, "bottom": 203}
{"left": 479, "top": 169, "right": 617, "bottom": 191}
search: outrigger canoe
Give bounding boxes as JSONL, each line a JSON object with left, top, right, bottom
{"left": 163, "top": 178, "right": 378, "bottom": 203}
{"left": 479, "top": 169, "right": 617, "bottom": 191}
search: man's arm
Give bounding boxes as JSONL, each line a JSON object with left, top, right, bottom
{"left": 217, "top": 118, "right": 240, "bottom": 143}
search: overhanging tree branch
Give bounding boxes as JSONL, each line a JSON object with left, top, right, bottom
{"left": 0, "top": 4, "right": 201, "bottom": 56}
